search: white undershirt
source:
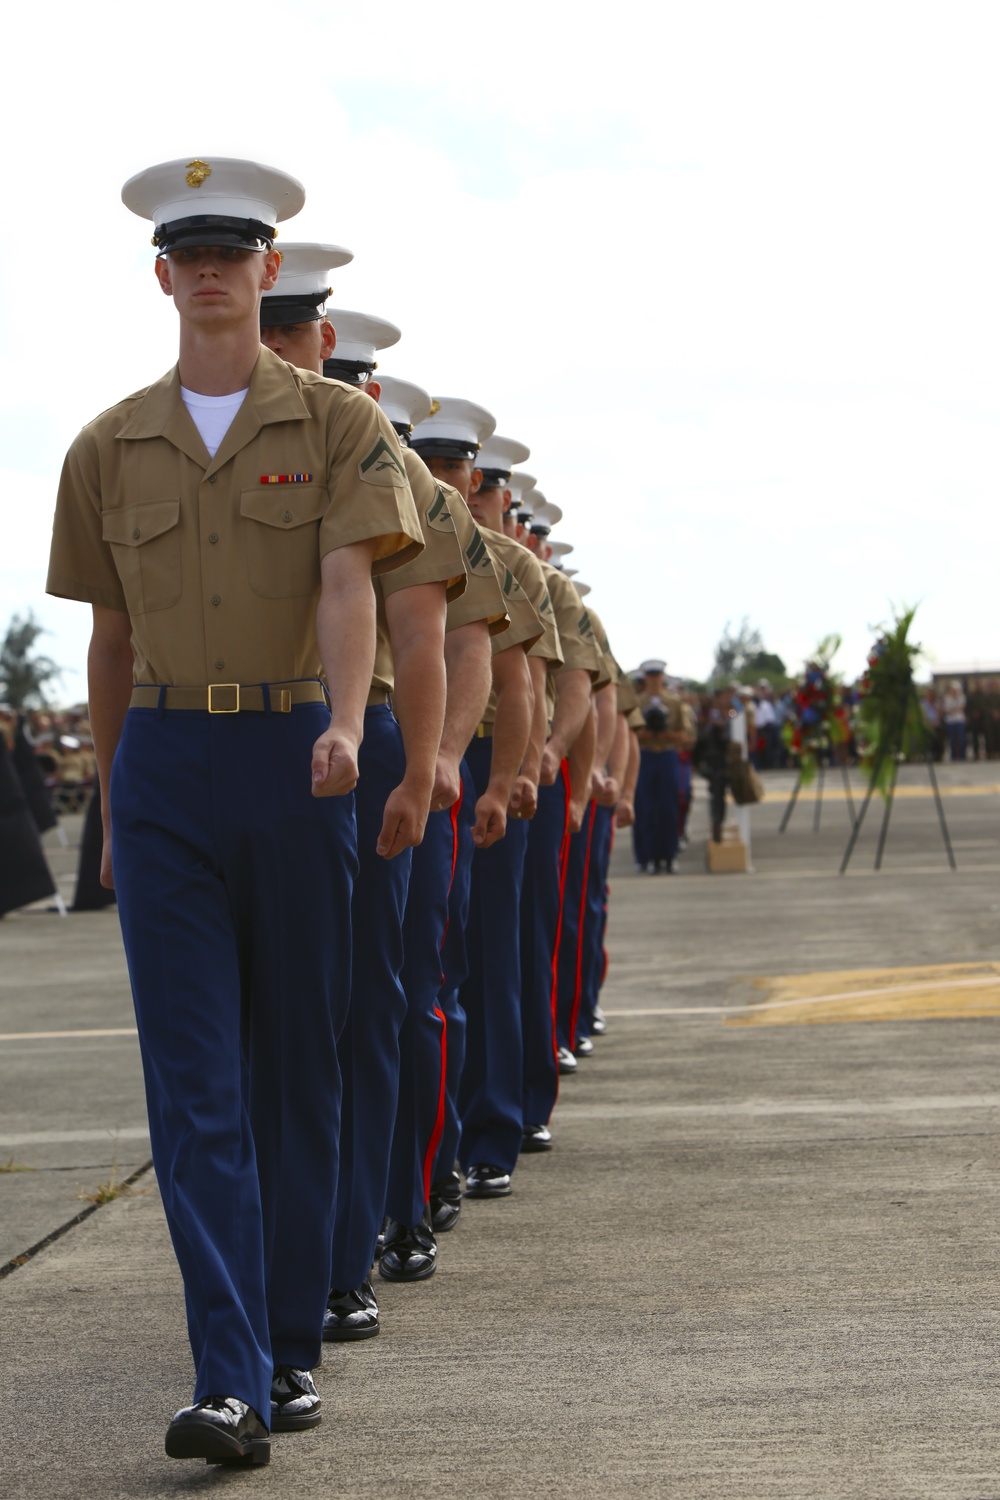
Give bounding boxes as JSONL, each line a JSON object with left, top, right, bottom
{"left": 180, "top": 386, "right": 249, "bottom": 459}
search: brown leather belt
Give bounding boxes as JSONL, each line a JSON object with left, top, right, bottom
{"left": 130, "top": 681, "right": 329, "bottom": 714}
{"left": 475, "top": 721, "right": 494, "bottom": 738}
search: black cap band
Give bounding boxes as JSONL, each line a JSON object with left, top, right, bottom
{"left": 154, "top": 214, "right": 276, "bottom": 252}
{"left": 323, "top": 358, "right": 377, "bottom": 385}
{"left": 410, "top": 437, "right": 478, "bottom": 461}
{"left": 389, "top": 421, "right": 412, "bottom": 443}
{"left": 530, "top": 522, "right": 551, "bottom": 538}
{"left": 478, "top": 467, "right": 512, "bottom": 488}
{"left": 259, "top": 289, "right": 330, "bottom": 327}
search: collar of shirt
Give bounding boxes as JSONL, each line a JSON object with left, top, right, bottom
{"left": 115, "top": 346, "right": 311, "bottom": 473}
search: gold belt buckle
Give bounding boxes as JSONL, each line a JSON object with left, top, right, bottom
{"left": 476, "top": 722, "right": 487, "bottom": 738}
{"left": 208, "top": 683, "right": 240, "bottom": 714}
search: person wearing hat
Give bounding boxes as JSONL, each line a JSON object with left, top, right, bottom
{"left": 633, "top": 659, "right": 686, "bottom": 873}
{"left": 383, "top": 414, "right": 547, "bottom": 1242}
{"left": 260, "top": 287, "right": 476, "bottom": 1335}
{"left": 407, "top": 417, "right": 563, "bottom": 1200}
{"left": 451, "top": 435, "right": 564, "bottom": 1192}
{"left": 518, "top": 525, "right": 609, "bottom": 1129}
{"left": 47, "top": 159, "right": 424, "bottom": 1464}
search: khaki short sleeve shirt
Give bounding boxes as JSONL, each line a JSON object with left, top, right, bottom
{"left": 539, "top": 563, "right": 608, "bottom": 686}
{"left": 46, "top": 348, "right": 423, "bottom": 686}
{"left": 482, "top": 530, "right": 562, "bottom": 669}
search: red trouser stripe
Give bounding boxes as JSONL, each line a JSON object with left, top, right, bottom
{"left": 568, "top": 798, "right": 597, "bottom": 1050}
{"left": 422, "top": 1004, "right": 448, "bottom": 1204}
{"left": 421, "top": 784, "right": 463, "bottom": 1202}
{"left": 549, "top": 761, "right": 573, "bottom": 1085}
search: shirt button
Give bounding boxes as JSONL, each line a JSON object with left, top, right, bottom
{"left": 214, "top": 659, "right": 225, "bottom": 671}
{"left": 132, "top": 528, "right": 141, "bottom": 539}
{"left": 208, "top": 532, "right": 219, "bottom": 544}
{"left": 283, "top": 509, "right": 293, "bottom": 522}
{"left": 211, "top": 594, "right": 221, "bottom": 607}
{"left": 207, "top": 474, "right": 217, "bottom": 485}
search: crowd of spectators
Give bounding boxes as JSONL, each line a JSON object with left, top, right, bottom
{"left": 0, "top": 705, "right": 96, "bottom": 811}
{"left": 919, "top": 680, "right": 1000, "bottom": 763}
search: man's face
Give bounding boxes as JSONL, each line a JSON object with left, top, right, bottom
{"left": 466, "top": 479, "right": 510, "bottom": 535}
{"left": 155, "top": 245, "right": 279, "bottom": 328}
{"left": 644, "top": 672, "right": 664, "bottom": 695}
{"left": 424, "top": 455, "right": 479, "bottom": 504}
{"left": 260, "top": 317, "right": 335, "bottom": 374}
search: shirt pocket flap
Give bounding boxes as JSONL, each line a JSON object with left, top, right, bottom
{"left": 102, "top": 500, "right": 180, "bottom": 547}
{"left": 240, "top": 485, "right": 328, "bottom": 529}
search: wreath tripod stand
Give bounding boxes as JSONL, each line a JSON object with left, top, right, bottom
{"left": 778, "top": 752, "right": 856, "bottom": 835}
{"left": 839, "top": 682, "right": 956, "bottom": 875}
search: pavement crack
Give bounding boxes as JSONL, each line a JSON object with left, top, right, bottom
{"left": 0, "top": 1158, "right": 153, "bottom": 1282}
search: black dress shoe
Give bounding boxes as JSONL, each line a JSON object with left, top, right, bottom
{"left": 379, "top": 1213, "right": 438, "bottom": 1282}
{"left": 575, "top": 1035, "right": 594, "bottom": 1057}
{"left": 557, "top": 1045, "right": 578, "bottom": 1075}
{"left": 429, "top": 1169, "right": 463, "bottom": 1232}
{"left": 464, "top": 1163, "right": 513, "bottom": 1197}
{"left": 323, "top": 1280, "right": 379, "bottom": 1341}
{"left": 165, "top": 1396, "right": 270, "bottom": 1465}
{"left": 591, "top": 1006, "right": 607, "bottom": 1036}
{"left": 521, "top": 1122, "right": 553, "bottom": 1153}
{"left": 270, "top": 1365, "right": 321, "bottom": 1431}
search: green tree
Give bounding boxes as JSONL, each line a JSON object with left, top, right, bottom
{"left": 710, "top": 620, "right": 787, "bottom": 689}
{"left": 0, "top": 612, "right": 63, "bottom": 710}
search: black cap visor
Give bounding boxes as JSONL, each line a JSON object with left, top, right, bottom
{"left": 410, "top": 437, "right": 479, "bottom": 462}
{"left": 154, "top": 215, "right": 276, "bottom": 253}
{"left": 260, "top": 290, "right": 330, "bottom": 327}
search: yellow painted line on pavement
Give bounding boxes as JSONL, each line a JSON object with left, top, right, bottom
{"left": 726, "top": 961, "right": 1000, "bottom": 1027}
{"left": 0, "top": 1028, "right": 138, "bottom": 1043}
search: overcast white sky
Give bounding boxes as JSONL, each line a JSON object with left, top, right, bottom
{"left": 2, "top": 1, "right": 998, "bottom": 701}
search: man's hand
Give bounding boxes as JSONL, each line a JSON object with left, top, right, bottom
{"left": 539, "top": 742, "right": 561, "bottom": 785}
{"left": 616, "top": 795, "right": 635, "bottom": 829}
{"left": 568, "top": 798, "right": 586, "bottom": 835}
{"left": 311, "top": 726, "right": 360, "bottom": 797}
{"left": 596, "top": 774, "right": 620, "bottom": 808}
{"left": 430, "top": 752, "right": 462, "bottom": 812}
{"left": 508, "top": 774, "right": 538, "bottom": 822}
{"left": 377, "top": 780, "right": 431, "bottom": 859}
{"left": 473, "top": 787, "right": 507, "bottom": 849}
{"left": 100, "top": 825, "right": 114, "bottom": 889}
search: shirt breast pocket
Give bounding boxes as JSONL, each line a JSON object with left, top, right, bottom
{"left": 240, "top": 486, "right": 328, "bottom": 599}
{"left": 102, "top": 500, "right": 182, "bottom": 614}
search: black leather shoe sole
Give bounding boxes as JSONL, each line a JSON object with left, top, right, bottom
{"left": 520, "top": 1132, "right": 553, "bottom": 1154}
{"left": 323, "top": 1314, "right": 379, "bottom": 1342}
{"left": 270, "top": 1404, "right": 322, "bottom": 1432}
{"left": 165, "top": 1417, "right": 270, "bottom": 1465}
{"left": 378, "top": 1253, "right": 436, "bottom": 1283}
{"left": 464, "top": 1179, "right": 513, "bottom": 1198}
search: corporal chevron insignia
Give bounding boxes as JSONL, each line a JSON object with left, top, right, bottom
{"left": 358, "top": 436, "right": 407, "bottom": 486}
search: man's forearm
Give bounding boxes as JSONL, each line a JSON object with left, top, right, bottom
{"left": 521, "top": 656, "right": 548, "bottom": 782}
{"left": 623, "top": 729, "right": 640, "bottom": 799}
{"left": 594, "top": 683, "right": 617, "bottom": 769}
{"left": 608, "top": 711, "right": 630, "bottom": 786}
{"left": 567, "top": 702, "right": 598, "bottom": 805}
{"left": 87, "top": 617, "right": 134, "bottom": 823}
{"left": 488, "top": 648, "right": 532, "bottom": 801}
{"left": 318, "top": 571, "right": 376, "bottom": 743}
{"left": 547, "top": 668, "right": 591, "bottom": 762}
{"left": 440, "top": 622, "right": 492, "bottom": 761}
{"left": 392, "top": 633, "right": 446, "bottom": 791}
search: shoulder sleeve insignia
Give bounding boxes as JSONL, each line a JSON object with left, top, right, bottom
{"left": 578, "top": 608, "right": 595, "bottom": 638}
{"left": 464, "top": 524, "right": 496, "bottom": 577}
{"left": 502, "top": 566, "right": 526, "bottom": 600}
{"left": 425, "top": 485, "right": 456, "bottom": 533}
{"left": 359, "top": 435, "right": 407, "bottom": 487}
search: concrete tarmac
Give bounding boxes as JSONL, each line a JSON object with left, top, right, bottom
{"left": 2, "top": 766, "right": 1000, "bottom": 1498}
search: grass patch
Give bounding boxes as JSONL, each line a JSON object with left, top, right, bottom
{"left": 78, "top": 1160, "right": 147, "bottom": 1206}
{"left": 0, "top": 1158, "right": 34, "bottom": 1173}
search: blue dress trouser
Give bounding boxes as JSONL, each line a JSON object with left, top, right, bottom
{"left": 521, "top": 763, "right": 571, "bottom": 1128}
{"left": 385, "top": 791, "right": 457, "bottom": 1227}
{"left": 632, "top": 748, "right": 680, "bottom": 867}
{"left": 577, "top": 802, "right": 614, "bottom": 1039}
{"left": 111, "top": 703, "right": 355, "bottom": 1425}
{"left": 386, "top": 759, "right": 475, "bottom": 1221}
{"left": 456, "top": 735, "right": 530, "bottom": 1175}
{"left": 555, "top": 799, "right": 597, "bottom": 1052}
{"left": 330, "top": 704, "right": 411, "bottom": 1291}
{"left": 432, "top": 759, "right": 476, "bottom": 1182}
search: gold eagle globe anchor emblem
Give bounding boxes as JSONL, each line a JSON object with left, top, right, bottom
{"left": 185, "top": 160, "right": 212, "bottom": 189}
